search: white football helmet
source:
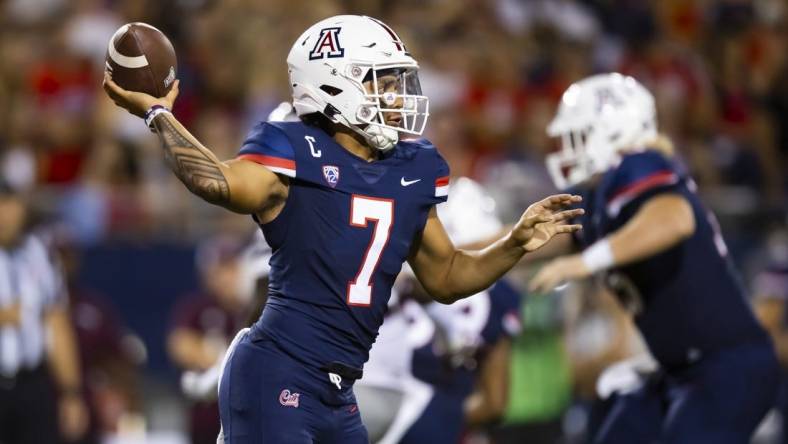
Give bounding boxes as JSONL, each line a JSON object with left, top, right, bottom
{"left": 437, "top": 177, "right": 502, "bottom": 246}
{"left": 287, "top": 15, "right": 429, "bottom": 151}
{"left": 546, "top": 73, "right": 657, "bottom": 189}
{"left": 398, "top": 177, "right": 501, "bottom": 280}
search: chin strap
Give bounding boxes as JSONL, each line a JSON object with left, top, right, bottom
{"left": 362, "top": 125, "right": 399, "bottom": 151}
{"left": 329, "top": 111, "right": 400, "bottom": 152}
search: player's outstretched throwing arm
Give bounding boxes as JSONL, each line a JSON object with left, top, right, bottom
{"left": 409, "top": 194, "right": 584, "bottom": 304}
{"left": 103, "top": 74, "right": 287, "bottom": 215}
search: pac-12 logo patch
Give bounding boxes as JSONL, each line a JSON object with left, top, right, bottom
{"left": 279, "top": 389, "right": 300, "bottom": 408}
{"left": 309, "top": 27, "right": 344, "bottom": 60}
{"left": 323, "top": 165, "right": 340, "bottom": 187}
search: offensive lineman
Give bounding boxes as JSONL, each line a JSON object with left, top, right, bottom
{"left": 531, "top": 73, "right": 778, "bottom": 443}
{"left": 103, "top": 15, "right": 582, "bottom": 443}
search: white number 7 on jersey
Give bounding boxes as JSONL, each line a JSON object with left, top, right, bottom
{"left": 348, "top": 195, "right": 394, "bottom": 306}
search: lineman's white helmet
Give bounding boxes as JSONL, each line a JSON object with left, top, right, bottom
{"left": 438, "top": 177, "right": 502, "bottom": 246}
{"left": 546, "top": 73, "right": 657, "bottom": 189}
{"left": 399, "top": 177, "right": 501, "bottom": 279}
{"left": 288, "top": 15, "right": 429, "bottom": 151}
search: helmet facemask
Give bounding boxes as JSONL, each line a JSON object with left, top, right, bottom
{"left": 546, "top": 126, "right": 598, "bottom": 190}
{"left": 350, "top": 65, "right": 429, "bottom": 151}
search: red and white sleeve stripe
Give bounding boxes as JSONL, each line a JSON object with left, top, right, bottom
{"left": 606, "top": 170, "right": 678, "bottom": 216}
{"left": 435, "top": 176, "right": 449, "bottom": 198}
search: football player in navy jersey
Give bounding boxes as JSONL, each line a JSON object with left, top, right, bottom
{"left": 103, "top": 15, "right": 582, "bottom": 443}
{"left": 529, "top": 73, "right": 779, "bottom": 443}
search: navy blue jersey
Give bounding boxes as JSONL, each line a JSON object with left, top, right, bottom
{"left": 478, "top": 280, "right": 523, "bottom": 348}
{"left": 238, "top": 121, "right": 449, "bottom": 372}
{"left": 411, "top": 280, "right": 522, "bottom": 397}
{"left": 570, "top": 150, "right": 768, "bottom": 369}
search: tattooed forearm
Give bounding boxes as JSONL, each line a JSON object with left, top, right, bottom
{"left": 152, "top": 114, "right": 231, "bottom": 205}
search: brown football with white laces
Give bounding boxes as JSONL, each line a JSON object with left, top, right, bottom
{"left": 105, "top": 22, "right": 177, "bottom": 98}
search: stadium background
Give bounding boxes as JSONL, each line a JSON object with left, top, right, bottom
{"left": 1, "top": 0, "right": 787, "bottom": 442}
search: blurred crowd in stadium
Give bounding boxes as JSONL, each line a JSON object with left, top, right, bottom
{"left": 1, "top": 0, "right": 788, "bottom": 443}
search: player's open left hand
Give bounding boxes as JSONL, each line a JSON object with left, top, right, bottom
{"left": 103, "top": 71, "right": 179, "bottom": 118}
{"left": 510, "top": 194, "right": 583, "bottom": 252}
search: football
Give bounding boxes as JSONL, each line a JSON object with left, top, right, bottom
{"left": 105, "top": 22, "right": 177, "bottom": 98}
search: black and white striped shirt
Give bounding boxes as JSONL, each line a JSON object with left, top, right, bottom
{"left": 0, "top": 234, "right": 65, "bottom": 376}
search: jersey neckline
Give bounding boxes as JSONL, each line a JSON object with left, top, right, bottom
{"left": 312, "top": 127, "right": 401, "bottom": 165}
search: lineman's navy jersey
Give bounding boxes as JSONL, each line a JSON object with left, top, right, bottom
{"left": 570, "top": 150, "right": 769, "bottom": 369}
{"left": 237, "top": 121, "right": 449, "bottom": 372}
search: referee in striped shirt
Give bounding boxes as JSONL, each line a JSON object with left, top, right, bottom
{"left": 0, "top": 180, "right": 88, "bottom": 443}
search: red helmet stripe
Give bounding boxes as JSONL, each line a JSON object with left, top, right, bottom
{"left": 368, "top": 17, "right": 405, "bottom": 51}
